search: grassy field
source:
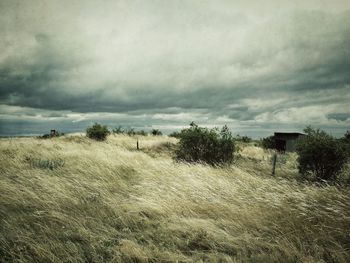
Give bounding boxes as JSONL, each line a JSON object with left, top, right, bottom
{"left": 0, "top": 135, "right": 349, "bottom": 262}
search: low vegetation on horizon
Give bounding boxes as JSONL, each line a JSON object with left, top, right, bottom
{"left": 0, "top": 124, "right": 350, "bottom": 262}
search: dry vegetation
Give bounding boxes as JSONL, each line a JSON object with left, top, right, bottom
{"left": 0, "top": 135, "right": 349, "bottom": 262}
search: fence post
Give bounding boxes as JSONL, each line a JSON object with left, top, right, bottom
{"left": 271, "top": 152, "right": 277, "bottom": 176}
{"left": 137, "top": 139, "right": 139, "bottom": 150}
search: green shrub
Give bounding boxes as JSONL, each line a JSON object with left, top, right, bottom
{"left": 241, "top": 136, "right": 252, "bottom": 143}
{"left": 112, "top": 126, "right": 147, "bottom": 136}
{"left": 341, "top": 130, "right": 350, "bottom": 148}
{"left": 135, "top": 130, "right": 147, "bottom": 136}
{"left": 151, "top": 129, "right": 162, "bottom": 136}
{"left": 261, "top": 135, "right": 275, "bottom": 149}
{"left": 112, "top": 126, "right": 124, "bottom": 134}
{"left": 126, "top": 128, "right": 136, "bottom": 136}
{"left": 343, "top": 130, "right": 350, "bottom": 142}
{"left": 169, "top": 131, "right": 181, "bottom": 138}
{"left": 175, "top": 122, "right": 235, "bottom": 165}
{"left": 86, "top": 123, "right": 110, "bottom": 141}
{"left": 37, "top": 131, "right": 64, "bottom": 139}
{"left": 39, "top": 134, "right": 51, "bottom": 139}
{"left": 235, "top": 135, "right": 252, "bottom": 143}
{"left": 296, "top": 127, "right": 348, "bottom": 181}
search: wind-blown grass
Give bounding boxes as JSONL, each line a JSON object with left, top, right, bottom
{"left": 0, "top": 135, "right": 349, "bottom": 262}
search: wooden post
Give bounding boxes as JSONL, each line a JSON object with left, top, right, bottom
{"left": 137, "top": 139, "right": 139, "bottom": 150}
{"left": 271, "top": 152, "right": 277, "bottom": 176}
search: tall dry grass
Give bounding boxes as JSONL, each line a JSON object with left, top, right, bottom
{"left": 0, "top": 135, "right": 349, "bottom": 262}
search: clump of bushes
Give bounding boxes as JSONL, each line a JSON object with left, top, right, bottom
{"left": 342, "top": 130, "right": 350, "bottom": 143}
{"left": 38, "top": 130, "right": 64, "bottom": 139}
{"left": 175, "top": 122, "right": 235, "bottom": 165}
{"left": 151, "top": 129, "right": 162, "bottom": 136}
{"left": 341, "top": 130, "right": 350, "bottom": 155}
{"left": 125, "top": 128, "right": 136, "bottom": 136}
{"left": 112, "top": 126, "right": 148, "bottom": 136}
{"left": 169, "top": 131, "right": 181, "bottom": 138}
{"left": 136, "top": 130, "right": 147, "bottom": 136}
{"left": 261, "top": 135, "right": 275, "bottom": 149}
{"left": 296, "top": 127, "right": 348, "bottom": 182}
{"left": 86, "top": 123, "right": 110, "bottom": 141}
{"left": 342, "top": 130, "right": 350, "bottom": 142}
{"left": 234, "top": 134, "right": 252, "bottom": 143}
{"left": 112, "top": 126, "right": 124, "bottom": 134}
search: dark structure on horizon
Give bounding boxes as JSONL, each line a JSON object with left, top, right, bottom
{"left": 274, "top": 132, "right": 305, "bottom": 152}
{"left": 50, "top": 129, "right": 58, "bottom": 137}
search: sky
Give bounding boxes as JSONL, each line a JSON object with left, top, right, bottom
{"left": 0, "top": 0, "right": 350, "bottom": 137}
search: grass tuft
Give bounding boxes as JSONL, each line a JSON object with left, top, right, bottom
{"left": 25, "top": 156, "right": 65, "bottom": 170}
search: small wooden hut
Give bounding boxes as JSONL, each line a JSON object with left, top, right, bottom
{"left": 274, "top": 132, "right": 305, "bottom": 152}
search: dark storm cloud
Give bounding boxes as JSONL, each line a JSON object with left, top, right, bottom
{"left": 0, "top": 0, "right": 350, "bottom": 136}
{"left": 327, "top": 113, "right": 350, "bottom": 122}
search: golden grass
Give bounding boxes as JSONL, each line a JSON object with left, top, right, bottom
{"left": 0, "top": 135, "right": 349, "bottom": 262}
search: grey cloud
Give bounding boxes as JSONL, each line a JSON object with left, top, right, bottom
{"left": 327, "top": 113, "right": 350, "bottom": 121}
{"left": 0, "top": 1, "right": 350, "bottom": 136}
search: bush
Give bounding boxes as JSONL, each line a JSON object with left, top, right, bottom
{"left": 86, "top": 123, "right": 110, "bottom": 141}
{"left": 296, "top": 127, "right": 348, "bottom": 181}
{"left": 151, "top": 129, "right": 162, "bottom": 136}
{"left": 343, "top": 130, "right": 350, "bottom": 143}
{"left": 135, "top": 130, "right": 147, "bottom": 136}
{"left": 261, "top": 135, "right": 275, "bottom": 149}
{"left": 235, "top": 135, "right": 252, "bottom": 143}
{"left": 39, "top": 134, "right": 51, "bottom": 139}
{"left": 112, "top": 126, "right": 147, "bottom": 136}
{"left": 37, "top": 130, "right": 64, "bottom": 139}
{"left": 169, "top": 131, "right": 181, "bottom": 138}
{"left": 126, "top": 128, "right": 136, "bottom": 136}
{"left": 112, "top": 126, "right": 124, "bottom": 134}
{"left": 340, "top": 130, "right": 350, "bottom": 156}
{"left": 241, "top": 136, "right": 252, "bottom": 143}
{"left": 175, "top": 122, "right": 235, "bottom": 165}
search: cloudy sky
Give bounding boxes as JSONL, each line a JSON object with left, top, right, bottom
{"left": 0, "top": 0, "right": 349, "bottom": 137}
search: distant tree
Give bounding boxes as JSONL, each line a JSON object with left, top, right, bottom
{"left": 151, "top": 129, "right": 162, "bottom": 136}
{"left": 175, "top": 122, "right": 235, "bottom": 165}
{"left": 296, "top": 127, "right": 348, "bottom": 181}
{"left": 86, "top": 123, "right": 110, "bottom": 141}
